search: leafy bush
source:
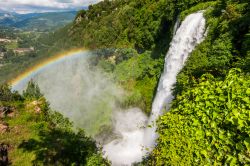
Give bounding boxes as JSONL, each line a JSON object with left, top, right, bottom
{"left": 180, "top": 1, "right": 218, "bottom": 20}
{"left": 0, "top": 83, "right": 109, "bottom": 165}
{"left": 0, "top": 84, "right": 22, "bottom": 102}
{"left": 113, "top": 51, "right": 163, "bottom": 114}
{"left": 176, "top": 0, "right": 250, "bottom": 95}
{"left": 151, "top": 69, "right": 250, "bottom": 165}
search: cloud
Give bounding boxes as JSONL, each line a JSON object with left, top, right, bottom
{"left": 0, "top": 0, "right": 102, "bottom": 13}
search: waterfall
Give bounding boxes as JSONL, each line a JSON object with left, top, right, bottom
{"left": 13, "top": 11, "right": 207, "bottom": 166}
{"left": 144, "top": 11, "right": 206, "bottom": 149}
{"left": 103, "top": 11, "right": 206, "bottom": 165}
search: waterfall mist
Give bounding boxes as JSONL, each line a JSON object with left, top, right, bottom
{"left": 103, "top": 108, "right": 148, "bottom": 165}
{"left": 13, "top": 52, "right": 124, "bottom": 137}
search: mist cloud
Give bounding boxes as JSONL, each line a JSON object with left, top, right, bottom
{"left": 14, "top": 52, "right": 124, "bottom": 136}
{"left": 14, "top": 51, "right": 150, "bottom": 165}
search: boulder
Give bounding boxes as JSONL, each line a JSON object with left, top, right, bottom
{"left": 0, "top": 122, "right": 9, "bottom": 133}
{"left": 7, "top": 112, "right": 15, "bottom": 118}
{"left": 27, "top": 100, "right": 43, "bottom": 114}
{"left": 34, "top": 106, "right": 41, "bottom": 114}
{"left": 0, "top": 106, "right": 15, "bottom": 118}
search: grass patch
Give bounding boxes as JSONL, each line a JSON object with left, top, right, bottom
{"left": 5, "top": 41, "right": 18, "bottom": 50}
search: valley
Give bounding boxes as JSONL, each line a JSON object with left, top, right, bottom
{"left": 0, "top": 11, "right": 77, "bottom": 32}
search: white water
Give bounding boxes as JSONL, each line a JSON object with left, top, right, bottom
{"left": 103, "top": 108, "right": 148, "bottom": 165}
{"left": 143, "top": 11, "right": 206, "bottom": 149}
{"left": 104, "top": 12, "right": 206, "bottom": 165}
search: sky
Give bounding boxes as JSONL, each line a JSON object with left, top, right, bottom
{"left": 0, "top": 0, "right": 102, "bottom": 14}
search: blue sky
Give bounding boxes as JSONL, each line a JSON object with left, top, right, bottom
{"left": 0, "top": 0, "right": 102, "bottom": 14}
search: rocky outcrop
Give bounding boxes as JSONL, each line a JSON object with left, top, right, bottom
{"left": 0, "top": 143, "right": 9, "bottom": 165}
{"left": 26, "top": 100, "right": 43, "bottom": 114}
{"left": 0, "top": 106, "right": 15, "bottom": 118}
{"left": 0, "top": 122, "right": 9, "bottom": 133}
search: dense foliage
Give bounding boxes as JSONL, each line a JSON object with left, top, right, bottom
{"left": 176, "top": 0, "right": 250, "bottom": 92}
{"left": 0, "top": 11, "right": 77, "bottom": 32}
{"left": 0, "top": 0, "right": 249, "bottom": 164}
{"left": 23, "top": 80, "right": 43, "bottom": 99}
{"left": 0, "top": 84, "right": 21, "bottom": 102}
{"left": 0, "top": 0, "right": 213, "bottom": 113}
{"left": 0, "top": 82, "right": 109, "bottom": 165}
{"left": 151, "top": 69, "right": 250, "bottom": 165}
{"left": 71, "top": 0, "right": 209, "bottom": 50}
{"left": 149, "top": 0, "right": 250, "bottom": 165}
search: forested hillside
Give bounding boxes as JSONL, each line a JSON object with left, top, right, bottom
{"left": 66, "top": 0, "right": 249, "bottom": 164}
{"left": 0, "top": 0, "right": 249, "bottom": 165}
{"left": 0, "top": 82, "right": 108, "bottom": 165}
{"left": 0, "top": 11, "right": 77, "bottom": 31}
{"left": 149, "top": 0, "right": 250, "bottom": 165}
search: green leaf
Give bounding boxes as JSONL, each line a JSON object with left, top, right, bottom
{"left": 242, "top": 97, "right": 250, "bottom": 103}
{"left": 205, "top": 101, "right": 213, "bottom": 107}
{"left": 236, "top": 142, "right": 244, "bottom": 150}
{"left": 246, "top": 88, "right": 250, "bottom": 95}
{"left": 213, "top": 111, "right": 218, "bottom": 119}
{"left": 244, "top": 137, "right": 250, "bottom": 151}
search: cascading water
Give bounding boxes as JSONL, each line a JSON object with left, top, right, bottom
{"left": 143, "top": 11, "right": 206, "bottom": 149}
{"left": 103, "top": 11, "right": 206, "bottom": 165}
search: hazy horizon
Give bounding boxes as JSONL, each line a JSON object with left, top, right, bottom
{"left": 0, "top": 0, "right": 102, "bottom": 14}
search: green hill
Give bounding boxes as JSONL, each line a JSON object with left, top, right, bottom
{"left": 0, "top": 82, "right": 108, "bottom": 165}
{"left": 0, "top": 11, "right": 77, "bottom": 31}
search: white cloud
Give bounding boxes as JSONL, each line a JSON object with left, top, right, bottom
{"left": 0, "top": 0, "right": 102, "bottom": 13}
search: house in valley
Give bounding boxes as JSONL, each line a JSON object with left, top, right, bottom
{"left": 0, "top": 38, "right": 12, "bottom": 43}
{"left": 13, "top": 47, "right": 34, "bottom": 54}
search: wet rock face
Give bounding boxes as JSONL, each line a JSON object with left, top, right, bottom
{"left": 26, "top": 100, "right": 43, "bottom": 114}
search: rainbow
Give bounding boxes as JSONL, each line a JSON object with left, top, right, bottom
{"left": 10, "top": 48, "right": 88, "bottom": 88}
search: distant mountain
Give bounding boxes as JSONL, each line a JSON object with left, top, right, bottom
{"left": 0, "top": 11, "right": 77, "bottom": 31}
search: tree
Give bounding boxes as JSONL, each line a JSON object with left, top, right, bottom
{"left": 4, "top": 50, "right": 14, "bottom": 59}
{"left": 23, "top": 80, "right": 43, "bottom": 99}
{"left": 0, "top": 84, "right": 21, "bottom": 102}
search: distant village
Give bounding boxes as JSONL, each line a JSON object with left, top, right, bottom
{"left": 0, "top": 37, "right": 35, "bottom": 60}
{"left": 13, "top": 47, "right": 35, "bottom": 54}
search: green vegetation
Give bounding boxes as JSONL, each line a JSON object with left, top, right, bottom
{"left": 63, "top": 0, "right": 220, "bottom": 114}
{"left": 0, "top": 26, "right": 17, "bottom": 39}
{"left": 0, "top": 11, "right": 77, "bottom": 84}
{"left": 0, "top": 82, "right": 108, "bottom": 165}
{"left": 111, "top": 50, "right": 164, "bottom": 114}
{"left": 150, "top": 69, "right": 250, "bottom": 165}
{"left": 179, "top": 1, "right": 217, "bottom": 20}
{"left": 0, "top": 11, "right": 77, "bottom": 32}
{"left": 5, "top": 41, "right": 18, "bottom": 50}
{"left": 0, "top": 28, "right": 64, "bottom": 84}
{"left": 148, "top": 0, "right": 250, "bottom": 165}
{"left": 0, "top": 0, "right": 213, "bottom": 113}
{"left": 23, "top": 80, "right": 43, "bottom": 99}
{"left": 0, "top": 0, "right": 249, "bottom": 164}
